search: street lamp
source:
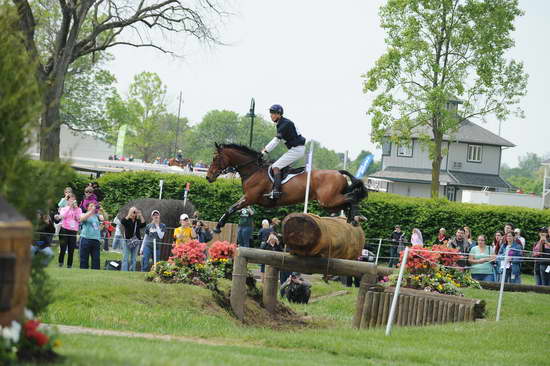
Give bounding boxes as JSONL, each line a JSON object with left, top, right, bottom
{"left": 246, "top": 97, "right": 255, "bottom": 147}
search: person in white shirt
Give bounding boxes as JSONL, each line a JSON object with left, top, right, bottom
{"left": 140, "top": 210, "right": 166, "bottom": 272}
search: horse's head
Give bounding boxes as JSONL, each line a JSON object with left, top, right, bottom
{"left": 206, "top": 143, "right": 229, "bottom": 183}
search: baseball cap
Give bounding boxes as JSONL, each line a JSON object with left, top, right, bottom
{"left": 180, "top": 213, "right": 189, "bottom": 220}
{"left": 151, "top": 210, "right": 160, "bottom": 217}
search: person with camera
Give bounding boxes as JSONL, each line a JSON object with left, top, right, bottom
{"left": 79, "top": 202, "right": 104, "bottom": 270}
{"left": 55, "top": 193, "right": 81, "bottom": 268}
{"left": 533, "top": 227, "right": 550, "bottom": 286}
{"left": 140, "top": 210, "right": 166, "bottom": 272}
{"left": 194, "top": 220, "right": 213, "bottom": 243}
{"left": 280, "top": 272, "right": 312, "bottom": 304}
{"left": 120, "top": 207, "right": 146, "bottom": 271}
{"left": 174, "top": 214, "right": 197, "bottom": 245}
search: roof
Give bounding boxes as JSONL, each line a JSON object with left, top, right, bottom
{"left": 543, "top": 159, "right": 550, "bottom": 166}
{"left": 448, "top": 171, "right": 512, "bottom": 189}
{"left": 370, "top": 167, "right": 511, "bottom": 189}
{"left": 386, "top": 119, "right": 515, "bottom": 147}
{"left": 369, "top": 167, "right": 454, "bottom": 184}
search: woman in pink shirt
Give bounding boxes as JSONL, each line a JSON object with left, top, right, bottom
{"left": 55, "top": 193, "right": 82, "bottom": 268}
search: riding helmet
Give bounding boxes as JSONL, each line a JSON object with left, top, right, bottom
{"left": 269, "top": 104, "right": 284, "bottom": 115}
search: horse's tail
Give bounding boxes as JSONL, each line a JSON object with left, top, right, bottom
{"left": 338, "top": 170, "right": 368, "bottom": 202}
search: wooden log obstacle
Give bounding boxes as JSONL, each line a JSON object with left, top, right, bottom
{"left": 356, "top": 286, "right": 485, "bottom": 329}
{"left": 282, "top": 213, "right": 364, "bottom": 260}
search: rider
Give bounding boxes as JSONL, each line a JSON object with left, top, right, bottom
{"left": 261, "top": 104, "right": 306, "bottom": 200}
{"left": 176, "top": 149, "right": 183, "bottom": 163}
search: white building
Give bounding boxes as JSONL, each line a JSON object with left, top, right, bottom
{"left": 369, "top": 119, "right": 514, "bottom": 201}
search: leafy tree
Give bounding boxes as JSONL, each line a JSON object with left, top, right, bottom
{"left": 12, "top": 0, "right": 225, "bottom": 161}
{"left": 0, "top": 2, "right": 75, "bottom": 220}
{"left": 108, "top": 72, "right": 174, "bottom": 162}
{"left": 501, "top": 152, "right": 544, "bottom": 194}
{"left": 364, "top": 0, "right": 528, "bottom": 198}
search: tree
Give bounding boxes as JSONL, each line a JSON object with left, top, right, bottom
{"left": 0, "top": 2, "right": 75, "bottom": 220}
{"left": 364, "top": 0, "right": 528, "bottom": 198}
{"left": 501, "top": 152, "right": 544, "bottom": 194}
{"left": 12, "top": 0, "right": 225, "bottom": 161}
{"left": 109, "top": 72, "right": 173, "bottom": 162}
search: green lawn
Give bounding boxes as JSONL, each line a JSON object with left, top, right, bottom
{"left": 38, "top": 246, "right": 550, "bottom": 365}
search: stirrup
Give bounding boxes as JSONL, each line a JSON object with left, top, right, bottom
{"left": 264, "top": 190, "right": 282, "bottom": 200}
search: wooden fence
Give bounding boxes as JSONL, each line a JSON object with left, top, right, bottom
{"left": 356, "top": 286, "right": 484, "bottom": 329}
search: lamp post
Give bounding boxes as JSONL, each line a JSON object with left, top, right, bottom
{"left": 247, "top": 97, "right": 255, "bottom": 147}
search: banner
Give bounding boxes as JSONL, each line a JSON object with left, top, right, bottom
{"left": 355, "top": 154, "right": 373, "bottom": 179}
{"left": 115, "top": 125, "right": 128, "bottom": 156}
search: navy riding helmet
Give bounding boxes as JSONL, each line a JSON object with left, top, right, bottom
{"left": 269, "top": 104, "right": 284, "bottom": 115}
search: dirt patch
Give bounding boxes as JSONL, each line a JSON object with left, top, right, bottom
{"left": 208, "top": 275, "right": 313, "bottom": 329}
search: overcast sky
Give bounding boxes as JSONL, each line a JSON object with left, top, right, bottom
{"left": 107, "top": 0, "right": 549, "bottom": 167}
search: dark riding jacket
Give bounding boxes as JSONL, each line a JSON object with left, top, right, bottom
{"left": 276, "top": 117, "right": 306, "bottom": 149}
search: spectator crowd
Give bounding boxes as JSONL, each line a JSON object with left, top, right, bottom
{"left": 387, "top": 223, "right": 550, "bottom": 286}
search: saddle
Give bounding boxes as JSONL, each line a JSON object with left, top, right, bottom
{"left": 267, "top": 165, "right": 306, "bottom": 184}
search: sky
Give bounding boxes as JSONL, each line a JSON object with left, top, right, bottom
{"left": 106, "top": 0, "right": 549, "bottom": 167}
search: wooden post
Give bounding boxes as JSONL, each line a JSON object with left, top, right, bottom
{"left": 230, "top": 252, "right": 248, "bottom": 321}
{"left": 410, "top": 296, "right": 418, "bottom": 326}
{"left": 369, "top": 292, "right": 382, "bottom": 328}
{"left": 402, "top": 296, "right": 410, "bottom": 326}
{"left": 360, "top": 291, "right": 374, "bottom": 329}
{"left": 379, "top": 293, "right": 390, "bottom": 327}
{"left": 353, "top": 274, "right": 370, "bottom": 329}
{"left": 416, "top": 298, "right": 424, "bottom": 326}
{"left": 263, "top": 265, "right": 279, "bottom": 314}
{"left": 458, "top": 304, "right": 465, "bottom": 322}
{"left": 396, "top": 295, "right": 404, "bottom": 326}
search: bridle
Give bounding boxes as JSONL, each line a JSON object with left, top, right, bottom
{"left": 216, "top": 151, "right": 262, "bottom": 176}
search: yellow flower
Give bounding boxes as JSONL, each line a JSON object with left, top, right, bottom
{"left": 53, "top": 339, "right": 62, "bottom": 348}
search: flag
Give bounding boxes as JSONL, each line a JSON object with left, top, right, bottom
{"left": 115, "top": 125, "right": 128, "bottom": 156}
{"left": 355, "top": 154, "right": 373, "bottom": 179}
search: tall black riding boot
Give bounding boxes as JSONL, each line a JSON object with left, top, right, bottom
{"left": 270, "top": 171, "right": 283, "bottom": 200}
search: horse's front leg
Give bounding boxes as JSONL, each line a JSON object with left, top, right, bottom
{"left": 213, "top": 197, "right": 247, "bottom": 233}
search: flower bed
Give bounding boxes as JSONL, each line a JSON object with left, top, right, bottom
{"left": 145, "top": 240, "right": 237, "bottom": 288}
{"left": 1, "top": 309, "right": 60, "bottom": 365}
{"left": 387, "top": 245, "right": 481, "bottom": 296}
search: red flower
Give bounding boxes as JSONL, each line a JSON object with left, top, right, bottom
{"left": 208, "top": 241, "right": 237, "bottom": 261}
{"left": 28, "top": 330, "right": 49, "bottom": 347}
{"left": 169, "top": 240, "right": 207, "bottom": 265}
{"left": 24, "top": 319, "right": 40, "bottom": 334}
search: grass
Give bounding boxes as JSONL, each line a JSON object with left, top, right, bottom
{"left": 37, "top": 246, "right": 550, "bottom": 365}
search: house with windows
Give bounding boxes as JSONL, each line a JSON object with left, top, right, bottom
{"left": 368, "top": 119, "right": 514, "bottom": 201}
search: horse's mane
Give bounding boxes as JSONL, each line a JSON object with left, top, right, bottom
{"left": 219, "top": 143, "right": 271, "bottom": 168}
{"left": 220, "top": 143, "right": 261, "bottom": 158}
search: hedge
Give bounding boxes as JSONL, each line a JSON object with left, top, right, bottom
{"left": 73, "top": 171, "right": 550, "bottom": 271}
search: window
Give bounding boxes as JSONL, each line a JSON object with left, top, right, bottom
{"left": 445, "top": 186, "right": 457, "bottom": 201}
{"left": 397, "top": 143, "right": 413, "bottom": 157}
{"left": 382, "top": 141, "right": 391, "bottom": 156}
{"left": 467, "top": 144, "right": 482, "bottom": 163}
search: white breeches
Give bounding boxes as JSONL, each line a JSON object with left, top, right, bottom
{"left": 272, "top": 145, "right": 306, "bottom": 169}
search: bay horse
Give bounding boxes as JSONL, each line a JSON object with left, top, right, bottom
{"left": 206, "top": 143, "right": 367, "bottom": 233}
{"left": 168, "top": 157, "right": 191, "bottom": 168}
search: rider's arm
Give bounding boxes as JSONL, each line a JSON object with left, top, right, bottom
{"left": 263, "top": 137, "right": 280, "bottom": 153}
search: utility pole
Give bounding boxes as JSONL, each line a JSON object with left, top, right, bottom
{"left": 174, "top": 91, "right": 183, "bottom": 156}
{"left": 247, "top": 98, "right": 256, "bottom": 147}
